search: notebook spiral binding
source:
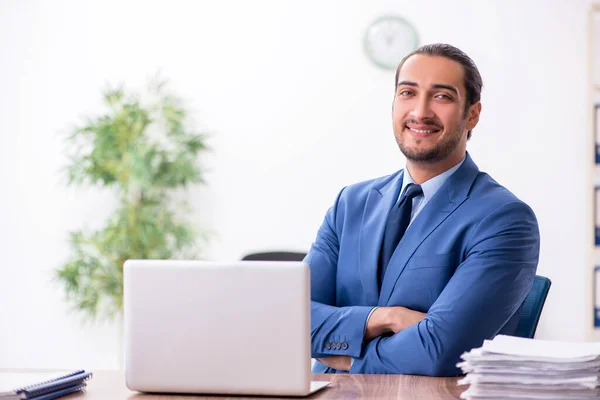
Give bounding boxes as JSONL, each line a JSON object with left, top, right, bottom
{"left": 16, "top": 370, "right": 93, "bottom": 398}
{"left": 25, "top": 383, "right": 87, "bottom": 400}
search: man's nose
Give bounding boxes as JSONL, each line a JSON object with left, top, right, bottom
{"left": 410, "top": 97, "right": 434, "bottom": 120}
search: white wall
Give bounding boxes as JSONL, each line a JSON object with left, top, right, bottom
{"left": 0, "top": 0, "right": 593, "bottom": 369}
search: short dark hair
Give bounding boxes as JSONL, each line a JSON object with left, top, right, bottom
{"left": 394, "top": 43, "right": 482, "bottom": 139}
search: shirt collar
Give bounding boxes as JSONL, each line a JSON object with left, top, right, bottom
{"left": 399, "top": 155, "right": 466, "bottom": 203}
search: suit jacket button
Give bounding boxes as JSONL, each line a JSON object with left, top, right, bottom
{"left": 325, "top": 342, "right": 331, "bottom": 350}
{"left": 335, "top": 342, "right": 341, "bottom": 350}
{"left": 341, "top": 342, "right": 348, "bottom": 350}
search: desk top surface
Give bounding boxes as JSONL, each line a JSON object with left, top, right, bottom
{"left": 76, "top": 371, "right": 464, "bottom": 400}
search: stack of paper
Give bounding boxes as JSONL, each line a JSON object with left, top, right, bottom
{"left": 457, "top": 335, "right": 600, "bottom": 400}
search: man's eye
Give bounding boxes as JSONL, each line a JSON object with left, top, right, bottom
{"left": 435, "top": 94, "right": 451, "bottom": 100}
{"left": 399, "top": 90, "right": 413, "bottom": 96}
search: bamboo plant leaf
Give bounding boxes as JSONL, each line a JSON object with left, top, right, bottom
{"left": 55, "top": 79, "right": 210, "bottom": 321}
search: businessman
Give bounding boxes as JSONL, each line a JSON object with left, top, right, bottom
{"left": 307, "top": 43, "right": 540, "bottom": 376}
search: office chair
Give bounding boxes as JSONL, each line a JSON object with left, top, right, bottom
{"left": 513, "top": 275, "right": 551, "bottom": 339}
{"left": 241, "top": 251, "right": 307, "bottom": 262}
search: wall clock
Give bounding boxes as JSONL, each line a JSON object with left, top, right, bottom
{"left": 364, "top": 15, "right": 419, "bottom": 70}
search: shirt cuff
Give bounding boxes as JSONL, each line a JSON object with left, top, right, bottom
{"left": 364, "top": 306, "right": 379, "bottom": 335}
{"left": 352, "top": 307, "right": 378, "bottom": 368}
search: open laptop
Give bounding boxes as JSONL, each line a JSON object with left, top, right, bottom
{"left": 123, "top": 259, "right": 330, "bottom": 396}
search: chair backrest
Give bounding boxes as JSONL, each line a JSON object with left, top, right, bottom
{"left": 241, "top": 251, "right": 307, "bottom": 262}
{"left": 513, "top": 275, "right": 551, "bottom": 339}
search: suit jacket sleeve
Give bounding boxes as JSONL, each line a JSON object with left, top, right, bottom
{"left": 307, "top": 188, "right": 374, "bottom": 359}
{"left": 349, "top": 201, "right": 540, "bottom": 376}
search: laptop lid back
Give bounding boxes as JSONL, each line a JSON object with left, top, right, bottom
{"left": 124, "top": 259, "right": 311, "bottom": 396}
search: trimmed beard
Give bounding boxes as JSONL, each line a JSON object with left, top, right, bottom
{"left": 397, "top": 120, "right": 466, "bottom": 164}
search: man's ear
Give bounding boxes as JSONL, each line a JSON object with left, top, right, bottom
{"left": 466, "top": 102, "right": 482, "bottom": 130}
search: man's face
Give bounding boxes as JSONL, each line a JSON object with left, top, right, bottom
{"left": 392, "top": 54, "right": 477, "bottom": 164}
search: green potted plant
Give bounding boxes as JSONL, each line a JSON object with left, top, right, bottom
{"left": 56, "top": 79, "right": 209, "bottom": 321}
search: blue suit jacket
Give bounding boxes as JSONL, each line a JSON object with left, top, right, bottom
{"left": 307, "top": 153, "right": 540, "bottom": 376}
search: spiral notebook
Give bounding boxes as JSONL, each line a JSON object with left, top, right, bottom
{"left": 0, "top": 370, "right": 92, "bottom": 400}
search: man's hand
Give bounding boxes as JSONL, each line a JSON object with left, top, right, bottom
{"left": 316, "top": 356, "right": 351, "bottom": 371}
{"left": 316, "top": 307, "right": 425, "bottom": 371}
{"left": 364, "top": 307, "right": 426, "bottom": 341}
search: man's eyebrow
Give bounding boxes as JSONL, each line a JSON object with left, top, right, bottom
{"left": 432, "top": 83, "right": 458, "bottom": 95}
{"left": 397, "top": 80, "right": 418, "bottom": 87}
{"left": 397, "top": 81, "right": 459, "bottom": 96}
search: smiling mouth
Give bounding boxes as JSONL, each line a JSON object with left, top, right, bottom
{"left": 405, "top": 125, "right": 442, "bottom": 135}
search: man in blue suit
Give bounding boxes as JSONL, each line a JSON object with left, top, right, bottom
{"left": 307, "top": 43, "right": 540, "bottom": 376}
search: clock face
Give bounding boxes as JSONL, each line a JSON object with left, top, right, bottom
{"left": 364, "top": 16, "right": 419, "bottom": 70}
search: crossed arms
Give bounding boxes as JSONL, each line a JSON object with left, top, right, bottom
{"left": 308, "top": 199, "right": 540, "bottom": 376}
{"left": 316, "top": 307, "right": 426, "bottom": 371}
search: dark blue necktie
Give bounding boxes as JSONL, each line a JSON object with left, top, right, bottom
{"left": 379, "top": 183, "right": 423, "bottom": 287}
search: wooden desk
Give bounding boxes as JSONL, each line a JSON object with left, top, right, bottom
{"left": 77, "top": 371, "right": 464, "bottom": 400}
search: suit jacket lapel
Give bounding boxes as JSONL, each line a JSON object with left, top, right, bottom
{"left": 378, "top": 153, "right": 481, "bottom": 305}
{"left": 358, "top": 171, "right": 404, "bottom": 305}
